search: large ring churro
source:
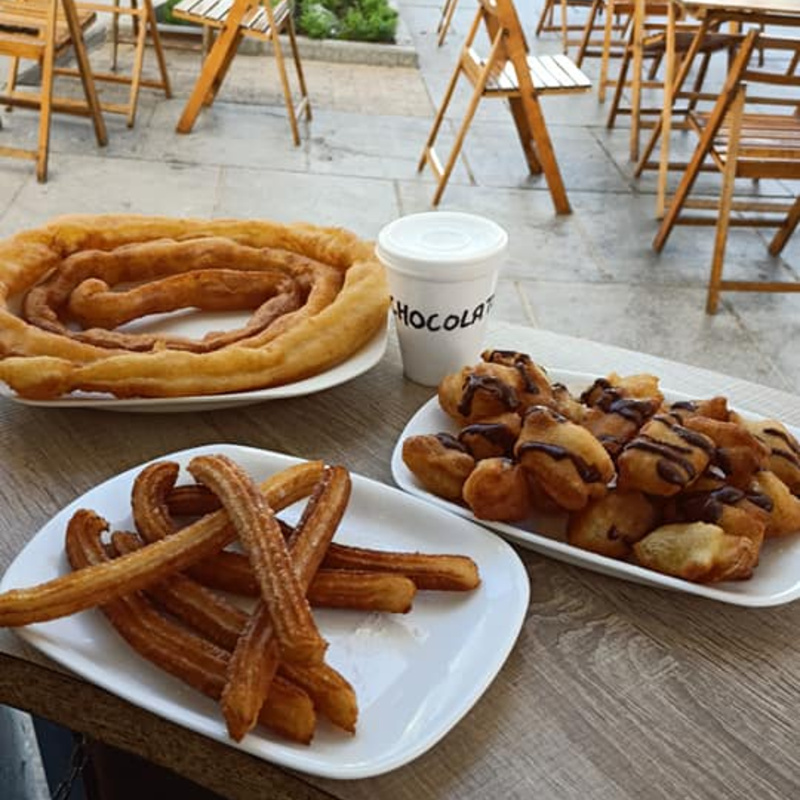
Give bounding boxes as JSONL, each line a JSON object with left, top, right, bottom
{"left": 0, "top": 216, "right": 389, "bottom": 398}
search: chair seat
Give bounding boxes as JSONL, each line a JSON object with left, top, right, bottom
{"left": 0, "top": 4, "right": 96, "bottom": 52}
{"left": 484, "top": 54, "right": 591, "bottom": 93}
{"left": 693, "top": 110, "right": 800, "bottom": 178}
{"left": 172, "top": 0, "right": 290, "bottom": 40}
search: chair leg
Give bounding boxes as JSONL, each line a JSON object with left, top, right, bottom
{"left": 606, "top": 48, "right": 630, "bottom": 129}
{"left": 576, "top": 0, "right": 602, "bottom": 68}
{"left": 5, "top": 56, "right": 19, "bottom": 95}
{"left": 598, "top": 1, "right": 615, "bottom": 102}
{"left": 768, "top": 196, "right": 800, "bottom": 257}
{"left": 560, "top": 0, "right": 568, "bottom": 54}
{"left": 706, "top": 89, "right": 744, "bottom": 315}
{"left": 628, "top": 7, "right": 644, "bottom": 162}
{"left": 287, "top": 16, "right": 311, "bottom": 121}
{"left": 112, "top": 0, "right": 120, "bottom": 72}
{"left": 535, "top": 0, "right": 554, "bottom": 36}
{"left": 687, "top": 50, "right": 711, "bottom": 113}
{"left": 272, "top": 24, "right": 302, "bottom": 146}
{"left": 144, "top": 0, "right": 172, "bottom": 98}
{"left": 438, "top": 0, "right": 459, "bottom": 46}
{"left": 508, "top": 97, "right": 543, "bottom": 175}
{"left": 62, "top": 0, "right": 107, "bottom": 148}
{"left": 126, "top": 6, "right": 148, "bottom": 127}
{"left": 36, "top": 0, "right": 59, "bottom": 182}
{"left": 418, "top": 54, "right": 463, "bottom": 173}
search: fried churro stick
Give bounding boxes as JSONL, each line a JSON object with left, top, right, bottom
{"left": 0, "top": 461, "right": 324, "bottom": 627}
{"left": 112, "top": 531, "right": 359, "bottom": 732}
{"left": 218, "top": 464, "right": 350, "bottom": 741}
{"left": 323, "top": 544, "right": 481, "bottom": 592}
{"left": 66, "top": 512, "right": 316, "bottom": 744}
{"left": 187, "top": 455, "right": 328, "bottom": 667}
{"left": 136, "top": 462, "right": 414, "bottom": 611}
{"left": 164, "top": 484, "right": 481, "bottom": 592}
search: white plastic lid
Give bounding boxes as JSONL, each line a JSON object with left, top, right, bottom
{"left": 376, "top": 212, "right": 508, "bottom": 280}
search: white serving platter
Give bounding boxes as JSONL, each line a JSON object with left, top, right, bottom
{"left": 391, "top": 369, "right": 800, "bottom": 608}
{"left": 0, "top": 444, "right": 530, "bottom": 779}
{"left": 0, "top": 324, "right": 387, "bottom": 413}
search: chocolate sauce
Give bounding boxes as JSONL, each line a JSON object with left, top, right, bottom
{"left": 763, "top": 427, "right": 800, "bottom": 467}
{"left": 457, "top": 374, "right": 518, "bottom": 417}
{"left": 626, "top": 438, "right": 696, "bottom": 485}
{"left": 652, "top": 414, "right": 716, "bottom": 454}
{"left": 435, "top": 433, "right": 468, "bottom": 453}
{"left": 459, "top": 422, "right": 517, "bottom": 455}
{"left": 516, "top": 441, "right": 603, "bottom": 483}
{"left": 483, "top": 349, "right": 541, "bottom": 394}
{"left": 677, "top": 485, "right": 774, "bottom": 522}
{"left": 580, "top": 379, "right": 656, "bottom": 426}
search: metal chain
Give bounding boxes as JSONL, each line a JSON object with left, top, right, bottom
{"left": 52, "top": 733, "right": 89, "bottom": 800}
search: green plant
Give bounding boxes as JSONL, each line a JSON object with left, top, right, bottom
{"left": 298, "top": 0, "right": 398, "bottom": 43}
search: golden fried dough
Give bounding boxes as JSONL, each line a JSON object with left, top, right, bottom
{"left": 480, "top": 349, "right": 554, "bottom": 409}
{"left": 738, "top": 419, "right": 800, "bottom": 496}
{"left": 617, "top": 414, "right": 715, "bottom": 496}
{"left": 567, "top": 490, "right": 658, "bottom": 559}
{"left": 438, "top": 363, "right": 523, "bottom": 425}
{"left": 458, "top": 413, "right": 521, "bottom": 460}
{"left": 514, "top": 406, "right": 615, "bottom": 511}
{"left": 683, "top": 416, "right": 770, "bottom": 490}
{"left": 633, "top": 522, "right": 758, "bottom": 582}
{"left": 402, "top": 434, "right": 475, "bottom": 501}
{"left": 462, "top": 458, "right": 531, "bottom": 521}
{"left": 751, "top": 470, "right": 800, "bottom": 537}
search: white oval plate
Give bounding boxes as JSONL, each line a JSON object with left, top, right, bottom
{"left": 0, "top": 444, "right": 529, "bottom": 779}
{"left": 391, "top": 369, "right": 800, "bottom": 608}
{"left": 0, "top": 326, "right": 387, "bottom": 413}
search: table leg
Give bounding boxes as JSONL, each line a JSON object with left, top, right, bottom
{"left": 655, "top": 0, "right": 676, "bottom": 218}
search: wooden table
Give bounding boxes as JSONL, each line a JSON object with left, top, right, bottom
{"left": 2, "top": 322, "right": 800, "bottom": 800}
{"left": 636, "top": 0, "right": 800, "bottom": 217}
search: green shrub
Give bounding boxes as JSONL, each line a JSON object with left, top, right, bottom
{"left": 298, "top": 0, "right": 398, "bottom": 43}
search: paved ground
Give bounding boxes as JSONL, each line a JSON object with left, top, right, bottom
{"left": 0, "top": 3, "right": 798, "bottom": 795}
{"left": 0, "top": 1, "right": 798, "bottom": 394}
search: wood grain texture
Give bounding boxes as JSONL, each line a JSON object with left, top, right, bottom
{"left": 2, "top": 325, "right": 800, "bottom": 800}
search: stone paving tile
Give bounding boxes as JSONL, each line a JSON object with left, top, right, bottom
{"left": 0, "top": 155, "right": 220, "bottom": 238}
{"left": 214, "top": 167, "right": 400, "bottom": 239}
{"left": 307, "top": 109, "right": 470, "bottom": 184}
{"left": 396, "top": 180, "right": 606, "bottom": 281}
{"left": 515, "top": 279, "right": 791, "bottom": 392}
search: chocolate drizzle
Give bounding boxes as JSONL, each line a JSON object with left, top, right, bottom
{"left": 580, "top": 378, "right": 657, "bottom": 427}
{"left": 435, "top": 433, "right": 468, "bottom": 453}
{"left": 763, "top": 427, "right": 800, "bottom": 467}
{"left": 459, "top": 422, "right": 518, "bottom": 456}
{"left": 516, "top": 441, "right": 603, "bottom": 483}
{"left": 457, "top": 374, "right": 518, "bottom": 417}
{"left": 483, "top": 350, "right": 543, "bottom": 395}
{"left": 676, "top": 485, "right": 774, "bottom": 523}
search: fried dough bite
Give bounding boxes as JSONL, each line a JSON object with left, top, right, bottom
{"left": 633, "top": 522, "right": 759, "bottom": 583}
{"left": 462, "top": 458, "right": 531, "bottom": 521}
{"left": 683, "top": 416, "right": 770, "bottom": 490}
{"left": 579, "top": 373, "right": 663, "bottom": 458}
{"left": 438, "top": 363, "right": 523, "bottom": 425}
{"left": 550, "top": 382, "right": 586, "bottom": 424}
{"left": 514, "top": 406, "right": 615, "bottom": 511}
{"left": 567, "top": 490, "right": 658, "bottom": 559}
{"left": 665, "top": 485, "right": 769, "bottom": 557}
{"left": 402, "top": 434, "right": 475, "bottom": 501}
{"left": 481, "top": 350, "right": 554, "bottom": 409}
{"left": 667, "top": 397, "right": 730, "bottom": 423}
{"left": 458, "top": 413, "right": 521, "bottom": 461}
{"left": 617, "top": 414, "right": 715, "bottom": 496}
{"left": 751, "top": 470, "right": 800, "bottom": 537}
{"left": 737, "top": 419, "right": 800, "bottom": 495}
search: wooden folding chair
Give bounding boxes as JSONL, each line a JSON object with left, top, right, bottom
{"left": 4, "top": 0, "right": 170, "bottom": 127}
{"left": 653, "top": 29, "right": 800, "bottom": 313}
{"left": 604, "top": 0, "right": 734, "bottom": 161}
{"left": 173, "top": 0, "right": 310, "bottom": 145}
{"left": 419, "top": 0, "right": 591, "bottom": 214}
{"left": 0, "top": 0, "right": 107, "bottom": 180}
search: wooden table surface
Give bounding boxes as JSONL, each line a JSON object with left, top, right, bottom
{"left": 676, "top": 0, "right": 800, "bottom": 16}
{"left": 2, "top": 322, "right": 800, "bottom": 800}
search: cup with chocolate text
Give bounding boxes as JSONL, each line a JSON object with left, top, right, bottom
{"left": 376, "top": 212, "right": 508, "bottom": 387}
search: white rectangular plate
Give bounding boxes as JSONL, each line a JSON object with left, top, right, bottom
{"left": 0, "top": 445, "right": 529, "bottom": 778}
{"left": 391, "top": 370, "right": 800, "bottom": 608}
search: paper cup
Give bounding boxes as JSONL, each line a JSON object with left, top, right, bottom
{"left": 376, "top": 212, "right": 508, "bottom": 387}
